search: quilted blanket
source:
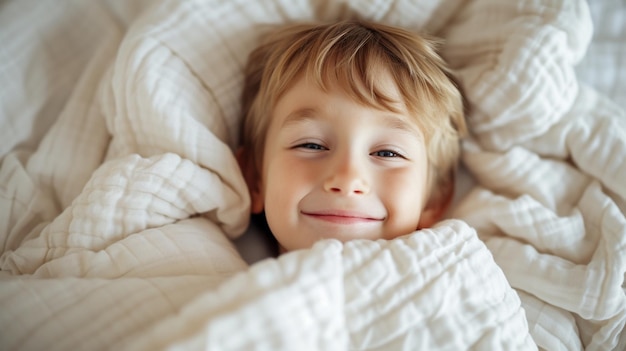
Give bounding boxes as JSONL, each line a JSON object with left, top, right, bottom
{"left": 1, "top": 0, "right": 624, "bottom": 350}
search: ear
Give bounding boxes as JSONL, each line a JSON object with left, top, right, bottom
{"left": 236, "top": 147, "right": 264, "bottom": 214}
{"left": 417, "top": 178, "right": 454, "bottom": 229}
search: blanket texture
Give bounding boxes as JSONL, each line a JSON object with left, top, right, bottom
{"left": 1, "top": 0, "right": 624, "bottom": 350}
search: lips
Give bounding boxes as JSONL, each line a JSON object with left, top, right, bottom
{"left": 301, "top": 210, "right": 384, "bottom": 224}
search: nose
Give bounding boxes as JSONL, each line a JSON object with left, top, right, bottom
{"left": 323, "top": 153, "right": 370, "bottom": 195}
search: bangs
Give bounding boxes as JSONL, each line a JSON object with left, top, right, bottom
{"left": 306, "top": 24, "right": 403, "bottom": 114}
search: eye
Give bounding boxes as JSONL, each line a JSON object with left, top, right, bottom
{"left": 371, "top": 150, "right": 404, "bottom": 158}
{"left": 295, "top": 142, "right": 327, "bottom": 151}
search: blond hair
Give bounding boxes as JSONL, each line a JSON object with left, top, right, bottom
{"left": 240, "top": 19, "right": 466, "bottom": 205}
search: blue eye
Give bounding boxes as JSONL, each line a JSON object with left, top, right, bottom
{"left": 371, "top": 150, "right": 402, "bottom": 158}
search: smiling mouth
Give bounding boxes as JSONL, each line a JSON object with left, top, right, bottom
{"left": 301, "top": 210, "right": 383, "bottom": 224}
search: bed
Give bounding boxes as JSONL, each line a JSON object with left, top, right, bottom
{"left": 0, "top": 0, "right": 624, "bottom": 350}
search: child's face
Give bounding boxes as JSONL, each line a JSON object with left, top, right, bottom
{"left": 253, "top": 74, "right": 431, "bottom": 251}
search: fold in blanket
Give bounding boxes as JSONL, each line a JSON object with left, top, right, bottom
{"left": 0, "top": 0, "right": 624, "bottom": 350}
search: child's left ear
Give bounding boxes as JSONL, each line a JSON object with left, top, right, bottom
{"left": 236, "top": 147, "right": 264, "bottom": 214}
{"left": 417, "top": 181, "right": 454, "bottom": 229}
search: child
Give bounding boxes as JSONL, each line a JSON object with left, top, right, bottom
{"left": 238, "top": 19, "right": 467, "bottom": 252}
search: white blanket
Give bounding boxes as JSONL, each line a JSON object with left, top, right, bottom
{"left": 1, "top": 0, "right": 624, "bottom": 350}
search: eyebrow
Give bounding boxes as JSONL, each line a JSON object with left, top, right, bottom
{"left": 281, "top": 107, "right": 423, "bottom": 140}
{"left": 374, "top": 113, "right": 425, "bottom": 143}
{"left": 281, "top": 108, "right": 319, "bottom": 127}
{"left": 381, "top": 114, "right": 421, "bottom": 135}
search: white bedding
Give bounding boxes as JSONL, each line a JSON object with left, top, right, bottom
{"left": 1, "top": 0, "right": 625, "bottom": 350}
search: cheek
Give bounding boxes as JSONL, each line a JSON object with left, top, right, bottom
{"left": 262, "top": 156, "right": 319, "bottom": 248}
{"left": 262, "top": 156, "right": 314, "bottom": 216}
{"left": 380, "top": 167, "right": 428, "bottom": 236}
{"left": 385, "top": 176, "right": 424, "bottom": 212}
